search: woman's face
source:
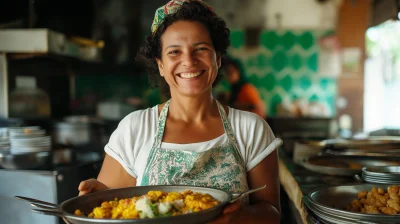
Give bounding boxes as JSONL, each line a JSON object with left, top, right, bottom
{"left": 156, "top": 20, "right": 221, "bottom": 97}
{"left": 225, "top": 64, "right": 240, "bottom": 84}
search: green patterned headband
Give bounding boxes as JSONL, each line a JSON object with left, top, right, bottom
{"left": 151, "top": 0, "right": 214, "bottom": 34}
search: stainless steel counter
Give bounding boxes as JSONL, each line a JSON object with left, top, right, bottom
{"left": 0, "top": 161, "right": 101, "bottom": 224}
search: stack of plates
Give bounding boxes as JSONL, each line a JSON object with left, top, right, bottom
{"left": 0, "top": 128, "right": 10, "bottom": 151}
{"left": 361, "top": 166, "right": 400, "bottom": 184}
{"left": 8, "top": 126, "right": 51, "bottom": 154}
{"left": 304, "top": 184, "right": 400, "bottom": 224}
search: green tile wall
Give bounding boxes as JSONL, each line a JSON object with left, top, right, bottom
{"left": 226, "top": 29, "right": 337, "bottom": 116}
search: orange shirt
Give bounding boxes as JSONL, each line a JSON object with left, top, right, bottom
{"left": 235, "top": 83, "right": 266, "bottom": 119}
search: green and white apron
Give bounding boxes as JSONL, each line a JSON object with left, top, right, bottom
{"left": 141, "top": 100, "right": 249, "bottom": 194}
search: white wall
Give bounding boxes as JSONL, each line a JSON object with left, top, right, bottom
{"left": 207, "top": 0, "right": 342, "bottom": 30}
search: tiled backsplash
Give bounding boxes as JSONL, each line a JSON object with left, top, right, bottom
{"left": 222, "top": 29, "right": 337, "bottom": 116}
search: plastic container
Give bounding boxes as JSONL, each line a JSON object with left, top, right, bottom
{"left": 9, "top": 76, "right": 51, "bottom": 119}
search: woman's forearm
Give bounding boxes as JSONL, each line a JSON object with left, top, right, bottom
{"left": 237, "top": 202, "right": 280, "bottom": 224}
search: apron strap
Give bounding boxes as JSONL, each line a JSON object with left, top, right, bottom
{"left": 215, "top": 101, "right": 245, "bottom": 165}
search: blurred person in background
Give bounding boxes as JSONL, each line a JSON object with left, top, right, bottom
{"left": 224, "top": 56, "right": 266, "bottom": 119}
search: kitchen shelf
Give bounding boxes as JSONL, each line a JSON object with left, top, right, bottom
{"left": 0, "top": 29, "right": 101, "bottom": 62}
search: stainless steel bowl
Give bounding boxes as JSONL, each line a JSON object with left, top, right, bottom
{"left": 0, "top": 151, "right": 50, "bottom": 169}
{"left": 361, "top": 166, "right": 400, "bottom": 184}
{"left": 304, "top": 184, "right": 400, "bottom": 224}
{"left": 300, "top": 155, "right": 400, "bottom": 176}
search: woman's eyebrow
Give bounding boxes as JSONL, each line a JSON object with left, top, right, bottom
{"left": 193, "top": 42, "right": 212, "bottom": 47}
{"left": 165, "top": 44, "right": 181, "bottom": 51}
{"left": 164, "top": 42, "right": 212, "bottom": 51}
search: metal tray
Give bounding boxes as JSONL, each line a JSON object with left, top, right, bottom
{"left": 301, "top": 155, "right": 400, "bottom": 176}
{"left": 323, "top": 137, "right": 400, "bottom": 149}
{"left": 305, "top": 184, "right": 400, "bottom": 224}
{"left": 16, "top": 185, "right": 244, "bottom": 224}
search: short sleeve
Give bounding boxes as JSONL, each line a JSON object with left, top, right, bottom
{"left": 243, "top": 115, "right": 282, "bottom": 171}
{"left": 104, "top": 114, "right": 137, "bottom": 178}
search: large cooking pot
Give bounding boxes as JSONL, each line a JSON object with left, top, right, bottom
{"left": 16, "top": 185, "right": 265, "bottom": 224}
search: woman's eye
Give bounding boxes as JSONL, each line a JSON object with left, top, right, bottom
{"left": 196, "top": 47, "right": 207, "bottom": 51}
{"left": 168, "top": 50, "right": 179, "bottom": 55}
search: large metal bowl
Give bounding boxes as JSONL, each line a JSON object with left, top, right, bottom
{"left": 16, "top": 185, "right": 237, "bottom": 224}
{"left": 304, "top": 184, "right": 400, "bottom": 224}
{"left": 300, "top": 155, "right": 400, "bottom": 176}
{"left": 361, "top": 166, "right": 400, "bottom": 184}
{"left": 0, "top": 151, "right": 51, "bottom": 169}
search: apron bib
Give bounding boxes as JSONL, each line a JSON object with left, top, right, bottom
{"left": 141, "top": 100, "right": 248, "bottom": 193}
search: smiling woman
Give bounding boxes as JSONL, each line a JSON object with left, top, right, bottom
{"left": 78, "top": 1, "right": 282, "bottom": 224}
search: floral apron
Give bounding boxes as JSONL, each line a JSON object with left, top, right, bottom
{"left": 141, "top": 100, "right": 249, "bottom": 194}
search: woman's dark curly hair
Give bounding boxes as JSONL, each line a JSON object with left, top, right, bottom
{"left": 135, "top": 1, "right": 230, "bottom": 98}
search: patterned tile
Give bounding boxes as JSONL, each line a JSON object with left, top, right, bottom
{"left": 262, "top": 73, "right": 277, "bottom": 91}
{"left": 298, "top": 76, "right": 313, "bottom": 91}
{"left": 281, "top": 31, "right": 296, "bottom": 50}
{"left": 271, "top": 51, "right": 289, "bottom": 72}
{"left": 299, "top": 31, "right": 314, "bottom": 50}
{"left": 307, "top": 53, "right": 318, "bottom": 72}
{"left": 280, "top": 75, "right": 293, "bottom": 93}
{"left": 290, "top": 53, "right": 303, "bottom": 71}
{"left": 270, "top": 94, "right": 283, "bottom": 114}
{"left": 230, "top": 30, "right": 245, "bottom": 49}
{"left": 260, "top": 31, "right": 279, "bottom": 50}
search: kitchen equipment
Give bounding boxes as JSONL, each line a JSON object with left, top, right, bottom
{"left": 300, "top": 155, "right": 400, "bottom": 176}
{"left": 53, "top": 116, "right": 107, "bottom": 147}
{"left": 0, "top": 151, "right": 51, "bottom": 169}
{"left": 293, "top": 140, "right": 325, "bottom": 164}
{"left": 266, "top": 117, "right": 335, "bottom": 158}
{"left": 360, "top": 166, "right": 400, "bottom": 184}
{"left": 0, "top": 160, "right": 102, "bottom": 224}
{"left": 16, "top": 185, "right": 266, "bottom": 224}
{"left": 9, "top": 76, "right": 51, "bottom": 119}
{"left": 323, "top": 136, "right": 400, "bottom": 150}
{"left": 304, "top": 184, "right": 400, "bottom": 224}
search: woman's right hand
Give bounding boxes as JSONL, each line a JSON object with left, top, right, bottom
{"left": 78, "top": 178, "right": 109, "bottom": 196}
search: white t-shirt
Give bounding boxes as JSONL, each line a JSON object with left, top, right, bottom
{"left": 105, "top": 105, "right": 280, "bottom": 185}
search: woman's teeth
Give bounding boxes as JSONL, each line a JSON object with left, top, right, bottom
{"left": 180, "top": 71, "right": 202, "bottom": 78}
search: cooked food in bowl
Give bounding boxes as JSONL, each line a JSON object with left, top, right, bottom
{"left": 74, "top": 190, "right": 220, "bottom": 219}
{"left": 346, "top": 184, "right": 400, "bottom": 215}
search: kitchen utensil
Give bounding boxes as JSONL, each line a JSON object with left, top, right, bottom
{"left": 16, "top": 185, "right": 266, "bottom": 224}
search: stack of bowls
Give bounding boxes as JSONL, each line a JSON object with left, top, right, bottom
{"left": 8, "top": 127, "right": 51, "bottom": 154}
{"left": 361, "top": 166, "right": 400, "bottom": 184}
{"left": 0, "top": 128, "right": 10, "bottom": 151}
{"left": 304, "top": 184, "right": 400, "bottom": 224}
{"left": 0, "top": 126, "right": 51, "bottom": 169}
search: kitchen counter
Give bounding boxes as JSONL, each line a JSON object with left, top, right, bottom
{"left": 278, "top": 149, "right": 358, "bottom": 223}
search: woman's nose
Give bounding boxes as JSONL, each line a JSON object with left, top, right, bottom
{"left": 182, "top": 53, "right": 198, "bottom": 66}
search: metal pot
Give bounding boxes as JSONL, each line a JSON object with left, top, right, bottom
{"left": 16, "top": 185, "right": 265, "bottom": 224}
{"left": 0, "top": 151, "right": 51, "bottom": 169}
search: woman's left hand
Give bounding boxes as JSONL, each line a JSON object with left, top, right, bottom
{"left": 208, "top": 199, "right": 243, "bottom": 224}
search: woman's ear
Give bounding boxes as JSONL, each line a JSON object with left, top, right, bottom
{"left": 156, "top": 58, "right": 164, "bottom": 77}
{"left": 216, "top": 53, "right": 222, "bottom": 69}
